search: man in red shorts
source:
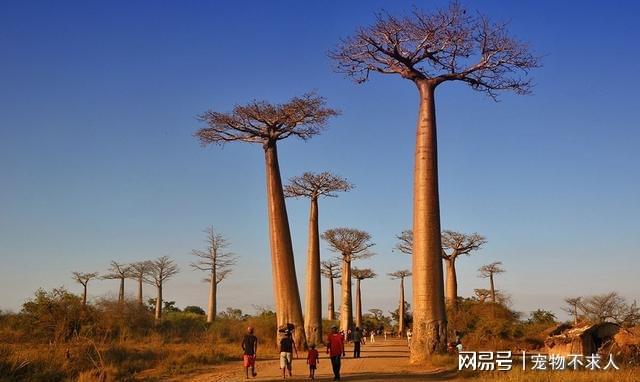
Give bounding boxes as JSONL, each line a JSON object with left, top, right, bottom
{"left": 242, "top": 326, "right": 258, "bottom": 378}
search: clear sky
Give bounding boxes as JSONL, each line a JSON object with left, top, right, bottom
{"left": 1, "top": 1, "right": 639, "bottom": 321}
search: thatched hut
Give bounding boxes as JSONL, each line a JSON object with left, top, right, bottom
{"left": 544, "top": 322, "right": 620, "bottom": 356}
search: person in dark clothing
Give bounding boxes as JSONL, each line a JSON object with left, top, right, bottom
{"left": 352, "top": 327, "right": 363, "bottom": 358}
{"left": 326, "top": 325, "right": 345, "bottom": 381}
{"left": 279, "top": 331, "right": 298, "bottom": 379}
{"left": 242, "top": 326, "right": 258, "bottom": 378}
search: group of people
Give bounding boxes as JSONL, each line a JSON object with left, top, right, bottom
{"left": 241, "top": 325, "right": 346, "bottom": 380}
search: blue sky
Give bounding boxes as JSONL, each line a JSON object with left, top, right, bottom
{"left": 1, "top": 1, "right": 639, "bottom": 320}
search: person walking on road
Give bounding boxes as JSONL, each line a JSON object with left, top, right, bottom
{"left": 241, "top": 326, "right": 258, "bottom": 379}
{"left": 326, "top": 325, "right": 345, "bottom": 381}
{"left": 352, "top": 327, "right": 363, "bottom": 358}
{"left": 279, "top": 330, "right": 298, "bottom": 379}
{"left": 307, "top": 344, "right": 320, "bottom": 380}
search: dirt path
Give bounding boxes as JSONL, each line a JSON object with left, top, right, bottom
{"left": 182, "top": 338, "right": 458, "bottom": 382}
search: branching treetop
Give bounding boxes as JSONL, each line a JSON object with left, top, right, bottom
{"left": 395, "top": 230, "right": 413, "bottom": 255}
{"left": 191, "top": 227, "right": 237, "bottom": 284}
{"left": 128, "top": 261, "right": 153, "bottom": 279}
{"left": 351, "top": 267, "right": 377, "bottom": 280}
{"left": 72, "top": 271, "right": 99, "bottom": 286}
{"left": 329, "top": 2, "right": 539, "bottom": 98}
{"left": 321, "top": 259, "right": 341, "bottom": 279}
{"left": 102, "top": 261, "right": 132, "bottom": 280}
{"left": 284, "top": 172, "right": 353, "bottom": 199}
{"left": 144, "top": 256, "right": 179, "bottom": 287}
{"left": 195, "top": 93, "right": 339, "bottom": 147}
{"left": 441, "top": 230, "right": 486, "bottom": 260}
{"left": 322, "top": 228, "right": 375, "bottom": 261}
{"left": 478, "top": 261, "right": 505, "bottom": 277}
{"left": 388, "top": 270, "right": 412, "bottom": 280}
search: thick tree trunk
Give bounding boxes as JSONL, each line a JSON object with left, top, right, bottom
{"left": 340, "top": 257, "right": 353, "bottom": 333}
{"left": 207, "top": 269, "right": 216, "bottom": 323}
{"left": 155, "top": 284, "right": 162, "bottom": 320}
{"left": 489, "top": 274, "right": 496, "bottom": 303}
{"left": 399, "top": 277, "right": 405, "bottom": 336}
{"left": 573, "top": 306, "right": 578, "bottom": 325}
{"left": 328, "top": 276, "right": 335, "bottom": 321}
{"left": 264, "top": 142, "right": 307, "bottom": 349}
{"left": 82, "top": 284, "right": 87, "bottom": 306}
{"left": 355, "top": 279, "right": 362, "bottom": 329}
{"left": 137, "top": 277, "right": 144, "bottom": 305}
{"left": 118, "top": 277, "right": 125, "bottom": 304}
{"left": 445, "top": 258, "right": 458, "bottom": 309}
{"left": 411, "top": 80, "right": 447, "bottom": 362}
{"left": 304, "top": 197, "right": 322, "bottom": 345}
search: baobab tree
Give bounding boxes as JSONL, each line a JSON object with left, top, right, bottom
{"left": 322, "top": 228, "right": 374, "bottom": 333}
{"left": 190, "top": 226, "right": 237, "bottom": 323}
{"left": 128, "top": 261, "right": 152, "bottom": 306}
{"left": 284, "top": 172, "right": 352, "bottom": 345}
{"left": 145, "top": 256, "right": 179, "bottom": 320}
{"left": 388, "top": 270, "right": 412, "bottom": 336}
{"left": 196, "top": 93, "right": 338, "bottom": 348}
{"left": 473, "top": 288, "right": 491, "bottom": 303}
{"left": 71, "top": 271, "right": 99, "bottom": 306}
{"left": 351, "top": 267, "right": 377, "bottom": 329}
{"left": 102, "top": 261, "right": 132, "bottom": 304}
{"left": 321, "top": 259, "right": 341, "bottom": 321}
{"left": 330, "top": 3, "right": 539, "bottom": 360}
{"left": 563, "top": 297, "right": 582, "bottom": 325}
{"left": 442, "top": 230, "right": 486, "bottom": 308}
{"left": 478, "top": 262, "right": 505, "bottom": 303}
{"left": 395, "top": 230, "right": 413, "bottom": 255}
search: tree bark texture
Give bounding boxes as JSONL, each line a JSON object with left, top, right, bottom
{"left": 355, "top": 278, "right": 362, "bottom": 329}
{"left": 304, "top": 197, "right": 322, "bottom": 345}
{"left": 445, "top": 258, "right": 458, "bottom": 309}
{"left": 155, "top": 284, "right": 162, "bottom": 320}
{"left": 264, "top": 142, "right": 307, "bottom": 349}
{"left": 137, "top": 277, "right": 143, "bottom": 305}
{"left": 118, "top": 277, "right": 125, "bottom": 304}
{"left": 328, "top": 276, "right": 335, "bottom": 321}
{"left": 82, "top": 285, "right": 87, "bottom": 306}
{"left": 340, "top": 257, "right": 353, "bottom": 333}
{"left": 399, "top": 277, "right": 405, "bottom": 336}
{"left": 489, "top": 274, "right": 496, "bottom": 303}
{"left": 411, "top": 81, "right": 447, "bottom": 362}
{"left": 208, "top": 268, "right": 217, "bottom": 323}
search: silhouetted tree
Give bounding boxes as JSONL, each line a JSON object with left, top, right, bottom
{"left": 102, "top": 261, "right": 132, "bottom": 304}
{"left": 191, "top": 226, "right": 237, "bottom": 323}
{"left": 71, "top": 271, "right": 99, "bottom": 306}
{"left": 330, "top": 2, "right": 539, "bottom": 360}
{"left": 579, "top": 292, "right": 640, "bottom": 327}
{"left": 285, "top": 172, "right": 352, "bottom": 344}
{"left": 196, "top": 93, "right": 339, "bottom": 349}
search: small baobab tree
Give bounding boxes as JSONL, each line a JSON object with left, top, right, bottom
{"left": 321, "top": 259, "right": 341, "bottom": 321}
{"left": 330, "top": 2, "right": 539, "bottom": 360}
{"left": 190, "top": 226, "right": 237, "bottom": 323}
{"left": 478, "top": 262, "right": 505, "bottom": 303}
{"left": 442, "top": 230, "right": 486, "bottom": 309}
{"left": 473, "top": 288, "right": 491, "bottom": 303}
{"left": 351, "top": 267, "right": 377, "bottom": 329}
{"left": 285, "top": 171, "right": 352, "bottom": 345}
{"left": 145, "top": 256, "right": 179, "bottom": 320}
{"left": 389, "top": 270, "right": 412, "bottom": 336}
{"left": 71, "top": 271, "right": 99, "bottom": 306}
{"left": 196, "top": 93, "right": 338, "bottom": 349}
{"left": 395, "top": 230, "right": 413, "bottom": 255}
{"left": 322, "top": 228, "right": 374, "bottom": 333}
{"left": 563, "top": 297, "right": 582, "bottom": 325}
{"left": 129, "top": 261, "right": 152, "bottom": 306}
{"left": 102, "top": 261, "right": 132, "bottom": 304}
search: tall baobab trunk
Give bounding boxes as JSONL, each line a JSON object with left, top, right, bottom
{"left": 573, "top": 305, "right": 578, "bottom": 325}
{"left": 137, "top": 276, "right": 144, "bottom": 305}
{"left": 355, "top": 278, "right": 362, "bottom": 329}
{"left": 304, "top": 197, "right": 322, "bottom": 345}
{"left": 489, "top": 274, "right": 496, "bottom": 303}
{"left": 118, "top": 277, "right": 125, "bottom": 304}
{"left": 328, "top": 275, "right": 335, "bottom": 321}
{"left": 340, "top": 258, "right": 353, "bottom": 333}
{"left": 445, "top": 258, "right": 458, "bottom": 308}
{"left": 82, "top": 284, "right": 88, "bottom": 306}
{"left": 399, "top": 277, "right": 405, "bottom": 336}
{"left": 207, "top": 268, "right": 217, "bottom": 323}
{"left": 411, "top": 81, "right": 447, "bottom": 362}
{"left": 155, "top": 284, "right": 162, "bottom": 320}
{"left": 264, "top": 142, "right": 307, "bottom": 349}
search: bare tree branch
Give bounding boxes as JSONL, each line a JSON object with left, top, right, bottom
{"left": 351, "top": 267, "right": 377, "bottom": 280}
{"left": 190, "top": 226, "right": 237, "bottom": 285}
{"left": 145, "top": 256, "right": 179, "bottom": 287}
{"left": 322, "top": 228, "right": 375, "bottom": 262}
{"left": 321, "top": 260, "right": 341, "bottom": 280}
{"left": 284, "top": 172, "right": 353, "bottom": 199}
{"left": 72, "top": 271, "right": 99, "bottom": 287}
{"left": 388, "top": 270, "right": 412, "bottom": 280}
{"left": 441, "top": 230, "right": 486, "bottom": 260}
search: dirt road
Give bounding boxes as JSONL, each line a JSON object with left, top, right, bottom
{"left": 183, "top": 338, "right": 458, "bottom": 382}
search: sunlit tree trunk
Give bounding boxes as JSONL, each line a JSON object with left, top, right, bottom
{"left": 118, "top": 277, "right": 125, "bottom": 304}
{"left": 489, "top": 274, "right": 496, "bottom": 303}
{"left": 445, "top": 258, "right": 458, "bottom": 309}
{"left": 137, "top": 276, "right": 144, "bottom": 305}
{"left": 265, "top": 142, "right": 307, "bottom": 349}
{"left": 207, "top": 268, "right": 217, "bottom": 323}
{"left": 411, "top": 80, "right": 447, "bottom": 362}
{"left": 304, "top": 197, "right": 322, "bottom": 345}
{"left": 355, "top": 278, "right": 362, "bottom": 329}
{"left": 155, "top": 284, "right": 162, "bottom": 320}
{"left": 340, "top": 257, "right": 353, "bottom": 333}
{"left": 328, "top": 275, "right": 335, "bottom": 321}
{"left": 399, "top": 277, "right": 405, "bottom": 336}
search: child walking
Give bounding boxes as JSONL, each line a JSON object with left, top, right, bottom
{"left": 306, "top": 344, "right": 319, "bottom": 380}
